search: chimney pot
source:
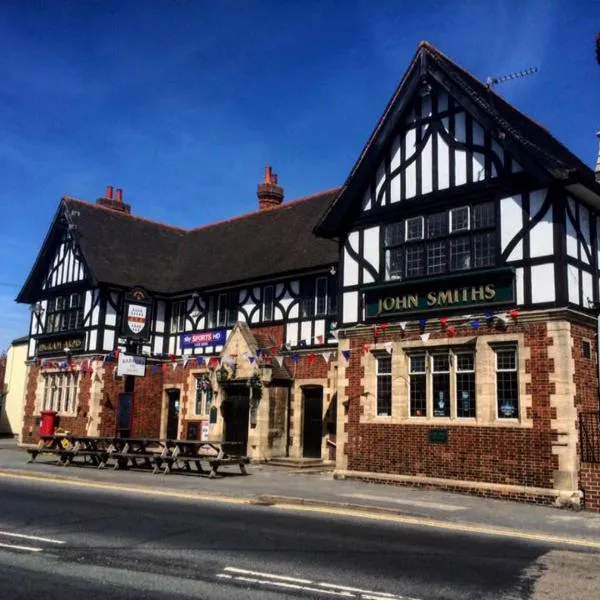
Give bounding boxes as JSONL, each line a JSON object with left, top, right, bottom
{"left": 264, "top": 166, "right": 272, "bottom": 184}
{"left": 105, "top": 185, "right": 114, "bottom": 199}
{"left": 96, "top": 186, "right": 131, "bottom": 214}
{"left": 116, "top": 188, "right": 123, "bottom": 202}
{"left": 257, "top": 165, "right": 284, "bottom": 211}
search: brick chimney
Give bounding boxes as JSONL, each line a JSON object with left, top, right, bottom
{"left": 96, "top": 185, "right": 131, "bottom": 214}
{"left": 595, "top": 132, "right": 600, "bottom": 182}
{"left": 257, "top": 166, "right": 284, "bottom": 211}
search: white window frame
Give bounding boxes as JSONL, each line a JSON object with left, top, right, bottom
{"left": 42, "top": 372, "right": 79, "bottom": 415}
{"left": 455, "top": 351, "right": 476, "bottom": 418}
{"left": 495, "top": 347, "right": 519, "bottom": 419}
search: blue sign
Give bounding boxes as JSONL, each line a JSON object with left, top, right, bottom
{"left": 181, "top": 329, "right": 227, "bottom": 349}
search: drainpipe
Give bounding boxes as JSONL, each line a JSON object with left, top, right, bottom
{"left": 286, "top": 385, "right": 291, "bottom": 457}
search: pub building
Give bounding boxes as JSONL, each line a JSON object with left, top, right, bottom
{"left": 17, "top": 42, "right": 600, "bottom": 510}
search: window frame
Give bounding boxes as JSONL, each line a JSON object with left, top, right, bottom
{"left": 41, "top": 372, "right": 79, "bottom": 414}
{"left": 455, "top": 351, "right": 476, "bottom": 418}
{"left": 376, "top": 354, "right": 392, "bottom": 416}
{"left": 315, "top": 277, "right": 328, "bottom": 317}
{"left": 46, "top": 293, "right": 84, "bottom": 334}
{"left": 383, "top": 201, "right": 496, "bottom": 282}
{"left": 495, "top": 346, "right": 519, "bottom": 419}
{"left": 170, "top": 299, "right": 187, "bottom": 334}
{"left": 194, "top": 376, "right": 213, "bottom": 417}
{"left": 263, "top": 285, "right": 274, "bottom": 322}
{"left": 409, "top": 353, "right": 427, "bottom": 417}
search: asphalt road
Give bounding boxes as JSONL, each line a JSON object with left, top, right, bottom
{"left": 0, "top": 477, "right": 599, "bottom": 600}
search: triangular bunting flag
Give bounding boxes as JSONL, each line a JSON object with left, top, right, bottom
{"left": 420, "top": 333, "right": 430, "bottom": 342}
{"left": 398, "top": 321, "right": 407, "bottom": 331}
{"left": 291, "top": 353, "right": 301, "bottom": 363}
{"left": 316, "top": 335, "right": 324, "bottom": 345}
{"left": 196, "top": 357, "right": 204, "bottom": 368}
{"left": 384, "top": 341, "right": 393, "bottom": 354}
{"left": 363, "top": 343, "right": 371, "bottom": 354}
{"left": 273, "top": 356, "right": 284, "bottom": 367}
{"left": 172, "top": 362, "right": 178, "bottom": 370}
{"left": 322, "top": 351, "right": 332, "bottom": 363}
{"left": 183, "top": 358, "right": 189, "bottom": 369}
{"left": 248, "top": 355, "right": 256, "bottom": 365}
{"left": 341, "top": 350, "right": 351, "bottom": 362}
{"left": 162, "top": 363, "right": 168, "bottom": 372}
{"left": 307, "top": 353, "right": 316, "bottom": 366}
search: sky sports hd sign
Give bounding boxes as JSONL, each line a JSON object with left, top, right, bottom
{"left": 180, "top": 329, "right": 227, "bottom": 349}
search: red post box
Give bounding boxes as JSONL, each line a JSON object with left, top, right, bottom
{"left": 39, "top": 410, "right": 57, "bottom": 436}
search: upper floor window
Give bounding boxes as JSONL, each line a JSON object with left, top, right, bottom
{"left": 170, "top": 300, "right": 187, "bottom": 333}
{"left": 42, "top": 372, "right": 79, "bottom": 414}
{"left": 46, "top": 293, "right": 83, "bottom": 333}
{"left": 263, "top": 285, "right": 274, "bottom": 321}
{"left": 315, "top": 277, "right": 328, "bottom": 316}
{"left": 384, "top": 201, "right": 496, "bottom": 280}
{"left": 207, "top": 291, "right": 238, "bottom": 329}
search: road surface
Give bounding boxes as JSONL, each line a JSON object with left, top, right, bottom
{"left": 0, "top": 476, "right": 599, "bottom": 599}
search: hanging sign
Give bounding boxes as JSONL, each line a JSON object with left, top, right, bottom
{"left": 181, "top": 329, "right": 227, "bottom": 349}
{"left": 121, "top": 288, "right": 152, "bottom": 341}
{"left": 116, "top": 353, "right": 147, "bottom": 377}
{"left": 364, "top": 268, "right": 515, "bottom": 319}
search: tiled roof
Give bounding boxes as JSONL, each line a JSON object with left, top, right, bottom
{"left": 61, "top": 189, "right": 340, "bottom": 295}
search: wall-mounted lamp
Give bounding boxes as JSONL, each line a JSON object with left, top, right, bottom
{"left": 215, "top": 363, "right": 229, "bottom": 383}
{"left": 329, "top": 265, "right": 337, "bottom": 276}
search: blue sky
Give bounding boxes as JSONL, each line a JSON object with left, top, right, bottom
{"left": 0, "top": 0, "right": 598, "bottom": 350}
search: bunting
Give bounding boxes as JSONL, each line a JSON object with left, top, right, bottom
{"left": 341, "top": 350, "right": 351, "bottom": 362}
{"left": 384, "top": 341, "right": 393, "bottom": 354}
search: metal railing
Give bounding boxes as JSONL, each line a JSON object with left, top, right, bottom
{"left": 580, "top": 412, "right": 600, "bottom": 463}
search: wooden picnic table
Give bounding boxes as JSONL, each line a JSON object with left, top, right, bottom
{"left": 27, "top": 435, "right": 248, "bottom": 478}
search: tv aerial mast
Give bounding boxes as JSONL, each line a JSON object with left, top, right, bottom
{"left": 486, "top": 67, "right": 538, "bottom": 89}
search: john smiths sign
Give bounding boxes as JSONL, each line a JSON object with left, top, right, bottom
{"left": 365, "top": 268, "right": 515, "bottom": 319}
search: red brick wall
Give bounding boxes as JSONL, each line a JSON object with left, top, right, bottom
{"left": 581, "top": 463, "right": 600, "bottom": 512}
{"left": 22, "top": 364, "right": 92, "bottom": 442}
{"left": 572, "top": 322, "right": 600, "bottom": 511}
{"left": 343, "top": 319, "right": 557, "bottom": 491}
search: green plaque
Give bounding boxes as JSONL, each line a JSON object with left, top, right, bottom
{"left": 429, "top": 429, "right": 448, "bottom": 444}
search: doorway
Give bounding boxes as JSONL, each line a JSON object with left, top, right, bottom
{"left": 222, "top": 388, "right": 250, "bottom": 455}
{"left": 117, "top": 393, "right": 133, "bottom": 438}
{"left": 302, "top": 387, "right": 323, "bottom": 458}
{"left": 166, "top": 389, "right": 181, "bottom": 440}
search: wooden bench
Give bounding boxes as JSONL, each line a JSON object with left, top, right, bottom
{"left": 110, "top": 452, "right": 158, "bottom": 471}
{"left": 153, "top": 455, "right": 207, "bottom": 475}
{"left": 208, "top": 456, "right": 249, "bottom": 478}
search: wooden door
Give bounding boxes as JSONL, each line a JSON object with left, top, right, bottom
{"left": 302, "top": 388, "right": 323, "bottom": 458}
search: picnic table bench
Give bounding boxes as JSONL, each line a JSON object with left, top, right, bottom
{"left": 27, "top": 435, "right": 248, "bottom": 478}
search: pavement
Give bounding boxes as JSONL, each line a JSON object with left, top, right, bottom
{"left": 2, "top": 437, "right": 600, "bottom": 548}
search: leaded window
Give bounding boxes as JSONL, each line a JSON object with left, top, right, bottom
{"left": 315, "top": 277, "right": 328, "bottom": 316}
{"left": 170, "top": 300, "right": 187, "bottom": 333}
{"left": 46, "top": 293, "right": 83, "bottom": 333}
{"left": 383, "top": 201, "right": 496, "bottom": 281}
{"left": 42, "top": 372, "right": 79, "bottom": 413}
{"left": 376, "top": 355, "right": 392, "bottom": 416}
{"left": 409, "top": 354, "right": 427, "bottom": 417}
{"left": 432, "top": 354, "right": 450, "bottom": 417}
{"left": 456, "top": 352, "right": 476, "bottom": 418}
{"left": 496, "top": 348, "right": 519, "bottom": 418}
{"left": 263, "top": 285, "right": 274, "bottom": 321}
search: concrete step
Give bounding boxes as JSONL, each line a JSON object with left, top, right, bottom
{"left": 267, "top": 457, "right": 335, "bottom": 472}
